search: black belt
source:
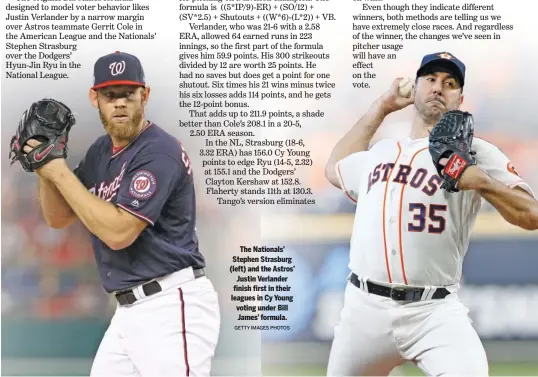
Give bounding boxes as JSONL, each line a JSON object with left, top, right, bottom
{"left": 349, "top": 273, "right": 450, "bottom": 302}
{"left": 115, "top": 268, "right": 205, "bottom": 306}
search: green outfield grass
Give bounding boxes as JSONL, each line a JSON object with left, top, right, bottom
{"left": 263, "top": 362, "right": 538, "bottom": 376}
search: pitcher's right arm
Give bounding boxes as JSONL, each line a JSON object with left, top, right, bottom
{"left": 38, "top": 176, "right": 77, "bottom": 229}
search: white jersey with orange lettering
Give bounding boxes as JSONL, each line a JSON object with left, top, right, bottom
{"left": 326, "top": 136, "right": 535, "bottom": 376}
{"left": 336, "top": 136, "right": 534, "bottom": 287}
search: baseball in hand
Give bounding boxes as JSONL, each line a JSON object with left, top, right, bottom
{"left": 398, "top": 77, "right": 414, "bottom": 98}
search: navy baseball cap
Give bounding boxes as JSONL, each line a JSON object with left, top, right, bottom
{"left": 416, "top": 52, "right": 465, "bottom": 86}
{"left": 91, "top": 51, "right": 145, "bottom": 90}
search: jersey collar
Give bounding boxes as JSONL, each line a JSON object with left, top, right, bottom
{"left": 406, "top": 136, "right": 429, "bottom": 145}
{"left": 111, "top": 121, "right": 153, "bottom": 159}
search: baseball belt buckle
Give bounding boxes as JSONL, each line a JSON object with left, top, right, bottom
{"left": 116, "top": 290, "right": 137, "bottom": 306}
{"left": 390, "top": 286, "right": 423, "bottom": 301}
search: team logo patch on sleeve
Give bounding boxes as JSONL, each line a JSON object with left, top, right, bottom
{"left": 129, "top": 170, "right": 157, "bottom": 199}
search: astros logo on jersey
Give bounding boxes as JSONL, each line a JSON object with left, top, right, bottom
{"left": 367, "top": 163, "right": 442, "bottom": 196}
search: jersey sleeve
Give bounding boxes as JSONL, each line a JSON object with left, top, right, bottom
{"left": 73, "top": 139, "right": 102, "bottom": 189}
{"left": 73, "top": 156, "right": 88, "bottom": 187}
{"left": 335, "top": 151, "right": 368, "bottom": 203}
{"left": 475, "top": 141, "right": 535, "bottom": 198}
{"left": 116, "top": 153, "right": 182, "bottom": 226}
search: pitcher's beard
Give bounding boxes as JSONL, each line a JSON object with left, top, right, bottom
{"left": 99, "top": 107, "right": 143, "bottom": 142}
{"left": 421, "top": 108, "right": 443, "bottom": 123}
{"left": 416, "top": 101, "right": 445, "bottom": 124}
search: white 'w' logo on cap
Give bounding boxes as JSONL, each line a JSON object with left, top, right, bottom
{"left": 109, "top": 61, "right": 126, "bottom": 76}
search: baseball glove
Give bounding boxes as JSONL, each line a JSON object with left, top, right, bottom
{"left": 9, "top": 99, "right": 76, "bottom": 172}
{"left": 428, "top": 110, "right": 476, "bottom": 193}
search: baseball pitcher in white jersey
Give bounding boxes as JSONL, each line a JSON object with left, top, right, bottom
{"left": 324, "top": 51, "right": 538, "bottom": 376}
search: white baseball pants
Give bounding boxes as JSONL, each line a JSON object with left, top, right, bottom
{"left": 90, "top": 268, "right": 220, "bottom": 377}
{"left": 327, "top": 280, "right": 488, "bottom": 376}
